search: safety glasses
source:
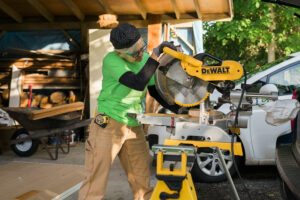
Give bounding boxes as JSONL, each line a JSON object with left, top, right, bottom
{"left": 125, "top": 41, "right": 147, "bottom": 57}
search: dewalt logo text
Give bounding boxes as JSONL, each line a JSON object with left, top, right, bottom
{"left": 202, "top": 67, "right": 230, "bottom": 74}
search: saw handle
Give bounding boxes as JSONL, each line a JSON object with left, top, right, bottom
{"left": 194, "top": 52, "right": 223, "bottom": 64}
{"left": 163, "top": 47, "right": 203, "bottom": 67}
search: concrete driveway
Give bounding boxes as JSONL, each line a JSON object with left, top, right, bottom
{"left": 0, "top": 143, "right": 156, "bottom": 200}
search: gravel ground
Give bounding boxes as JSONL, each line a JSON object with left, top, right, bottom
{"left": 196, "top": 165, "right": 284, "bottom": 200}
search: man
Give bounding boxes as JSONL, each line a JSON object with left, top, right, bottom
{"left": 79, "top": 23, "right": 177, "bottom": 200}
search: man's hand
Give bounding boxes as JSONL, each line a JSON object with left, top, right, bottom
{"left": 153, "top": 41, "right": 177, "bottom": 57}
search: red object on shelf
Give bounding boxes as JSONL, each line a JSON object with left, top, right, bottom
{"left": 27, "top": 84, "right": 33, "bottom": 107}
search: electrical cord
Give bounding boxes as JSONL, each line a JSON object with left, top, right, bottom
{"left": 230, "top": 65, "right": 253, "bottom": 200}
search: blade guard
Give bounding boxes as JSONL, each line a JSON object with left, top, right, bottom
{"left": 163, "top": 47, "right": 244, "bottom": 81}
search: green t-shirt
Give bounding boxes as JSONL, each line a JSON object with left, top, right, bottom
{"left": 97, "top": 51, "right": 155, "bottom": 126}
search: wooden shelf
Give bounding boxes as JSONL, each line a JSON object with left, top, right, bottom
{"left": 0, "top": 54, "right": 82, "bottom": 107}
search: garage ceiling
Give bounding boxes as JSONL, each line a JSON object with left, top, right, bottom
{"left": 0, "top": 0, "right": 233, "bottom": 30}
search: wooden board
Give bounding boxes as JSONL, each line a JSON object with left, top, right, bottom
{"left": 22, "top": 77, "right": 80, "bottom": 89}
{"left": 0, "top": 0, "right": 232, "bottom": 18}
{"left": 0, "top": 57, "right": 74, "bottom": 62}
{"left": 146, "top": 15, "right": 161, "bottom": 115}
{"left": 9, "top": 65, "right": 22, "bottom": 108}
{"left": 0, "top": 0, "right": 233, "bottom": 31}
{"left": 4, "top": 102, "right": 84, "bottom": 120}
{"left": 29, "top": 102, "right": 84, "bottom": 120}
{"left": 0, "top": 61, "right": 75, "bottom": 68}
{"left": 0, "top": 162, "right": 85, "bottom": 200}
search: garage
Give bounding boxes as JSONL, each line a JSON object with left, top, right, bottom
{"left": 0, "top": 0, "right": 299, "bottom": 199}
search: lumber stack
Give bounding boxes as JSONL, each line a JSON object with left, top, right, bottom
{"left": 0, "top": 90, "right": 79, "bottom": 108}
{"left": 0, "top": 57, "right": 80, "bottom": 89}
{"left": 17, "top": 90, "right": 79, "bottom": 108}
{"left": 0, "top": 51, "right": 82, "bottom": 108}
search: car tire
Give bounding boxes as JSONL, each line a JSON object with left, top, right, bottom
{"left": 10, "top": 128, "right": 39, "bottom": 157}
{"left": 191, "top": 147, "right": 243, "bottom": 182}
{"left": 281, "top": 179, "right": 300, "bottom": 200}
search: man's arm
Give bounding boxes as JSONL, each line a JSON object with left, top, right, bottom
{"left": 119, "top": 57, "right": 159, "bottom": 91}
{"left": 118, "top": 41, "right": 176, "bottom": 91}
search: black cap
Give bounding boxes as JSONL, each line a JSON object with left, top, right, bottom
{"left": 110, "top": 23, "right": 141, "bottom": 49}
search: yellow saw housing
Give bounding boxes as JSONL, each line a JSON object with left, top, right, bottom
{"left": 163, "top": 47, "right": 244, "bottom": 81}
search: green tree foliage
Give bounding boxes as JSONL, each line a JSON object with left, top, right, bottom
{"left": 203, "top": 0, "right": 300, "bottom": 72}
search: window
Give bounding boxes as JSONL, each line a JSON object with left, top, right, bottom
{"left": 268, "top": 63, "right": 300, "bottom": 96}
{"left": 246, "top": 76, "right": 267, "bottom": 93}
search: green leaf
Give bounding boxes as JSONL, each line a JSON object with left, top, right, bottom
{"left": 231, "top": 34, "right": 235, "bottom": 41}
{"left": 255, "top": 2, "right": 260, "bottom": 8}
{"left": 238, "top": 36, "right": 244, "bottom": 43}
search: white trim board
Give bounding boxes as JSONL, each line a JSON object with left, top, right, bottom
{"left": 89, "top": 29, "right": 113, "bottom": 118}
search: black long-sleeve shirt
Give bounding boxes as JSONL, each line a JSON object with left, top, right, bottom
{"left": 119, "top": 57, "right": 159, "bottom": 91}
{"left": 118, "top": 57, "right": 181, "bottom": 113}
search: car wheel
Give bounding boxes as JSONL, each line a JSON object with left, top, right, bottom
{"left": 191, "top": 147, "right": 242, "bottom": 182}
{"left": 10, "top": 129, "right": 39, "bottom": 157}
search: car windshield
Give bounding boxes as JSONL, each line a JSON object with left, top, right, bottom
{"left": 235, "top": 55, "right": 293, "bottom": 84}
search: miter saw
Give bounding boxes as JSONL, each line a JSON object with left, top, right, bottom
{"left": 132, "top": 47, "right": 279, "bottom": 200}
{"left": 139, "top": 46, "right": 278, "bottom": 129}
{"left": 155, "top": 47, "right": 244, "bottom": 108}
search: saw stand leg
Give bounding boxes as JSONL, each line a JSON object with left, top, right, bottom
{"left": 216, "top": 147, "right": 240, "bottom": 200}
{"left": 199, "top": 102, "right": 239, "bottom": 199}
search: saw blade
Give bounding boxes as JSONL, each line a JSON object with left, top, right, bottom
{"left": 155, "top": 55, "right": 210, "bottom": 107}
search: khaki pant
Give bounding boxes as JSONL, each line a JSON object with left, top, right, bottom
{"left": 78, "top": 118, "right": 152, "bottom": 200}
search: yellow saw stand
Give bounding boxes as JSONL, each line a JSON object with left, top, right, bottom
{"left": 151, "top": 145, "right": 197, "bottom": 200}
{"left": 151, "top": 142, "right": 243, "bottom": 200}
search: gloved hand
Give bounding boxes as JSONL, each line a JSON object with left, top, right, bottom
{"left": 153, "top": 41, "right": 177, "bottom": 57}
{"left": 167, "top": 104, "right": 189, "bottom": 114}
